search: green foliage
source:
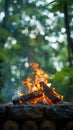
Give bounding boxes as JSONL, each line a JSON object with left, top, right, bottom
{"left": 53, "top": 66, "right": 73, "bottom": 101}
{"left": 0, "top": 27, "right": 10, "bottom": 43}
{"left": 50, "top": 0, "right": 73, "bottom": 12}
{"left": 0, "top": 94, "right": 4, "bottom": 102}
{"left": 54, "top": 66, "right": 73, "bottom": 84}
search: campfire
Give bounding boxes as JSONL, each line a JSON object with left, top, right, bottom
{"left": 13, "top": 62, "right": 63, "bottom": 105}
{"left": 1, "top": 62, "right": 73, "bottom": 130}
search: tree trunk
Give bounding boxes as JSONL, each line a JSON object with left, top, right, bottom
{"left": 63, "top": 2, "right": 73, "bottom": 66}
{"left": 0, "top": 59, "right": 4, "bottom": 94}
{"left": 63, "top": 2, "right": 73, "bottom": 101}
{"left": 2, "top": 0, "right": 10, "bottom": 28}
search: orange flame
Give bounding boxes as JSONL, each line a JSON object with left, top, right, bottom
{"left": 21, "top": 62, "right": 63, "bottom": 104}
{"left": 22, "top": 62, "right": 51, "bottom": 93}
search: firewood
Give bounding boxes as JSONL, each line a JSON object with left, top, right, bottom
{"left": 40, "top": 82, "right": 63, "bottom": 103}
{"left": 3, "top": 120, "right": 19, "bottom": 130}
{"left": 66, "top": 121, "right": 73, "bottom": 130}
{"left": 6, "top": 105, "right": 45, "bottom": 119}
{"left": 12, "top": 91, "right": 43, "bottom": 105}
{"left": 40, "top": 120, "right": 56, "bottom": 130}
{"left": 22, "top": 120, "right": 37, "bottom": 130}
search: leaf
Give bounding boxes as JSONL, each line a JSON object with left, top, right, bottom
{"left": 54, "top": 66, "right": 73, "bottom": 84}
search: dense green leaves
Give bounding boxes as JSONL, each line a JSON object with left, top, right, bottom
{"left": 54, "top": 66, "right": 73, "bottom": 82}
{"left": 53, "top": 66, "right": 73, "bottom": 101}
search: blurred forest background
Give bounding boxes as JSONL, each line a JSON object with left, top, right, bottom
{"left": 0, "top": 0, "right": 73, "bottom": 102}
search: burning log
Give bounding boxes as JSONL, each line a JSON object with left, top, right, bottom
{"left": 13, "top": 91, "right": 43, "bottom": 105}
{"left": 22, "top": 120, "right": 37, "bottom": 130}
{"left": 40, "top": 120, "right": 56, "bottom": 130}
{"left": 14, "top": 62, "right": 63, "bottom": 105}
{"left": 40, "top": 82, "right": 63, "bottom": 103}
{"left": 3, "top": 120, "right": 19, "bottom": 130}
{"left": 13, "top": 82, "right": 63, "bottom": 105}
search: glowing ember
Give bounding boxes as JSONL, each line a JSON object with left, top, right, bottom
{"left": 19, "top": 62, "right": 63, "bottom": 104}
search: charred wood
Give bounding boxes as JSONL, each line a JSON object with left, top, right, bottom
{"left": 12, "top": 91, "right": 43, "bottom": 105}
{"left": 40, "top": 82, "right": 63, "bottom": 103}
{"left": 46, "top": 104, "right": 73, "bottom": 120}
{"left": 0, "top": 104, "right": 73, "bottom": 120}
{"left": 6, "top": 105, "right": 45, "bottom": 119}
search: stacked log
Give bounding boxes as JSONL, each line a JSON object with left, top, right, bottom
{"left": 40, "top": 120, "right": 55, "bottom": 130}
{"left": 0, "top": 82, "right": 73, "bottom": 130}
{"left": 22, "top": 120, "right": 37, "bottom": 130}
{"left": 3, "top": 120, "right": 19, "bottom": 130}
{"left": 0, "top": 103, "right": 73, "bottom": 130}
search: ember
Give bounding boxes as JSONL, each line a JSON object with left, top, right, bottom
{"left": 13, "top": 62, "right": 63, "bottom": 105}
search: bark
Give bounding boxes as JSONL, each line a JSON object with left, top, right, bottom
{"left": 2, "top": 0, "right": 10, "bottom": 28}
{"left": 63, "top": 2, "right": 73, "bottom": 66}
{"left": 0, "top": 103, "right": 73, "bottom": 120}
{"left": 40, "top": 82, "right": 63, "bottom": 103}
{"left": 63, "top": 2, "right": 73, "bottom": 101}
{"left": 46, "top": 103, "right": 73, "bottom": 120}
{"left": 12, "top": 91, "right": 43, "bottom": 105}
{"left": 64, "top": 2, "right": 73, "bottom": 101}
{"left": 6, "top": 104, "right": 45, "bottom": 119}
{"left": 0, "top": 59, "right": 4, "bottom": 93}
{"left": 0, "top": 103, "right": 73, "bottom": 130}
